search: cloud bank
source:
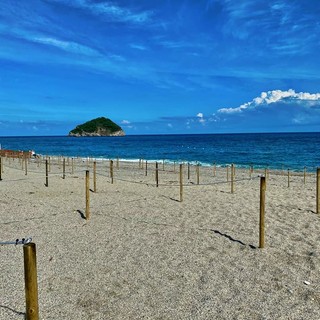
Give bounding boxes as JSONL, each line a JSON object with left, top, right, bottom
{"left": 218, "top": 89, "right": 320, "bottom": 114}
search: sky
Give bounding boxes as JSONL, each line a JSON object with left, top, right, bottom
{"left": 0, "top": 0, "right": 320, "bottom": 136}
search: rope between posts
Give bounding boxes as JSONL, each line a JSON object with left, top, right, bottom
{"left": 0, "top": 237, "right": 32, "bottom": 246}
{"left": 95, "top": 172, "right": 260, "bottom": 187}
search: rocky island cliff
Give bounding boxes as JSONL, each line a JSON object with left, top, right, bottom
{"left": 69, "top": 117, "right": 125, "bottom": 137}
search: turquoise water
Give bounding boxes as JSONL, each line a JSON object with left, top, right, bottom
{"left": 0, "top": 132, "right": 319, "bottom": 170}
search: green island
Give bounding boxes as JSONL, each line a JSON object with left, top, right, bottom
{"left": 69, "top": 117, "right": 125, "bottom": 137}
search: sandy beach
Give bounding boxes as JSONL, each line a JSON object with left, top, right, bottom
{"left": 1, "top": 157, "right": 320, "bottom": 319}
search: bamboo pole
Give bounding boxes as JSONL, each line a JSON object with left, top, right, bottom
{"left": 317, "top": 168, "right": 320, "bottom": 214}
{"left": 93, "top": 161, "right": 97, "bottom": 193}
{"left": 62, "top": 158, "right": 65, "bottom": 179}
{"left": 231, "top": 164, "right": 234, "bottom": 193}
{"left": 71, "top": 158, "right": 74, "bottom": 175}
{"left": 145, "top": 161, "right": 148, "bottom": 176}
{"left": 287, "top": 169, "right": 290, "bottom": 188}
{"left": 180, "top": 164, "right": 183, "bottom": 202}
{"left": 25, "top": 157, "right": 28, "bottom": 175}
{"left": 187, "top": 163, "right": 190, "bottom": 180}
{"left": 174, "top": 161, "right": 176, "bottom": 173}
{"left": 45, "top": 160, "right": 48, "bottom": 187}
{"left": 85, "top": 170, "right": 90, "bottom": 219}
{"left": 196, "top": 164, "right": 200, "bottom": 185}
{"left": 117, "top": 157, "right": 119, "bottom": 169}
{"left": 259, "top": 176, "right": 266, "bottom": 248}
{"left": 110, "top": 160, "right": 114, "bottom": 184}
{"left": 156, "top": 162, "right": 159, "bottom": 187}
{"left": 23, "top": 242, "right": 39, "bottom": 320}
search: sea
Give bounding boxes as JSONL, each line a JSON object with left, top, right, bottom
{"left": 0, "top": 132, "right": 319, "bottom": 171}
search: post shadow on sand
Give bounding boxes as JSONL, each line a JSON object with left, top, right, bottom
{"left": 76, "top": 210, "right": 86, "bottom": 220}
{"left": 0, "top": 305, "right": 25, "bottom": 317}
{"left": 211, "top": 229, "right": 257, "bottom": 249}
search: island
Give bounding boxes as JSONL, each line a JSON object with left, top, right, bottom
{"left": 68, "top": 117, "right": 125, "bottom": 137}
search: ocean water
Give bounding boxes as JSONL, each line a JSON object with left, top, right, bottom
{"left": 0, "top": 132, "right": 319, "bottom": 171}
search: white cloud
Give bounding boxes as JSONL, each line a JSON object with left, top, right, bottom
{"left": 48, "top": 0, "right": 153, "bottom": 24}
{"left": 218, "top": 89, "right": 320, "bottom": 114}
{"left": 130, "top": 44, "right": 147, "bottom": 50}
{"left": 196, "top": 112, "right": 206, "bottom": 124}
{"left": 32, "top": 37, "right": 100, "bottom": 56}
{"left": 121, "top": 120, "right": 131, "bottom": 124}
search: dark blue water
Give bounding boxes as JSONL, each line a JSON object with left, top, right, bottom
{"left": 1, "top": 133, "right": 319, "bottom": 170}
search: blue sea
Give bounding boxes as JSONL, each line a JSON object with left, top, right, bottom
{"left": 0, "top": 132, "right": 319, "bottom": 171}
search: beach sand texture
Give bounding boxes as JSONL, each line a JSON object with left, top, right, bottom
{"left": 1, "top": 158, "right": 320, "bottom": 319}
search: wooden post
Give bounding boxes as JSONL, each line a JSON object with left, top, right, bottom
{"left": 0, "top": 157, "right": 2, "bottom": 181}
{"left": 93, "top": 161, "right": 97, "bottom": 193}
{"left": 145, "top": 161, "right": 148, "bottom": 176}
{"left": 156, "top": 162, "right": 159, "bottom": 187}
{"left": 249, "top": 165, "right": 252, "bottom": 179}
{"left": 162, "top": 159, "right": 165, "bottom": 171}
{"left": 85, "top": 170, "right": 90, "bottom": 219}
{"left": 227, "top": 166, "right": 229, "bottom": 182}
{"left": 231, "top": 164, "right": 234, "bottom": 193}
{"left": 304, "top": 166, "right": 306, "bottom": 185}
{"left": 259, "top": 176, "right": 266, "bottom": 248}
{"left": 23, "top": 243, "right": 39, "bottom": 320}
{"left": 45, "top": 160, "right": 48, "bottom": 187}
{"left": 71, "top": 158, "right": 74, "bottom": 175}
{"left": 174, "top": 161, "right": 176, "bottom": 173}
{"left": 139, "top": 159, "right": 141, "bottom": 169}
{"left": 196, "top": 164, "right": 200, "bottom": 185}
{"left": 180, "top": 164, "right": 183, "bottom": 202}
{"left": 265, "top": 168, "right": 267, "bottom": 180}
{"left": 62, "top": 158, "right": 66, "bottom": 179}
{"left": 25, "top": 157, "right": 28, "bottom": 175}
{"left": 317, "top": 168, "right": 320, "bottom": 214}
{"left": 110, "top": 160, "right": 114, "bottom": 184}
{"left": 117, "top": 157, "right": 119, "bottom": 169}
{"left": 48, "top": 157, "right": 51, "bottom": 172}
{"left": 213, "top": 162, "right": 216, "bottom": 177}
{"left": 287, "top": 169, "right": 290, "bottom": 188}
{"left": 187, "top": 163, "right": 190, "bottom": 180}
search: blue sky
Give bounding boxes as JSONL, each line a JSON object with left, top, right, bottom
{"left": 0, "top": 0, "right": 320, "bottom": 136}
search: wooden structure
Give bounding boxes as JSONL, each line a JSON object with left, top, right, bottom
{"left": 0, "top": 149, "right": 33, "bottom": 158}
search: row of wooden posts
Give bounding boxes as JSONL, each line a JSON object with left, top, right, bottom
{"left": 0, "top": 155, "right": 314, "bottom": 187}
{"left": 1, "top": 156, "right": 320, "bottom": 211}
{"left": 2, "top": 164, "right": 320, "bottom": 320}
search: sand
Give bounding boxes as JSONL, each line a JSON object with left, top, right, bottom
{"left": 1, "top": 157, "right": 320, "bottom": 319}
